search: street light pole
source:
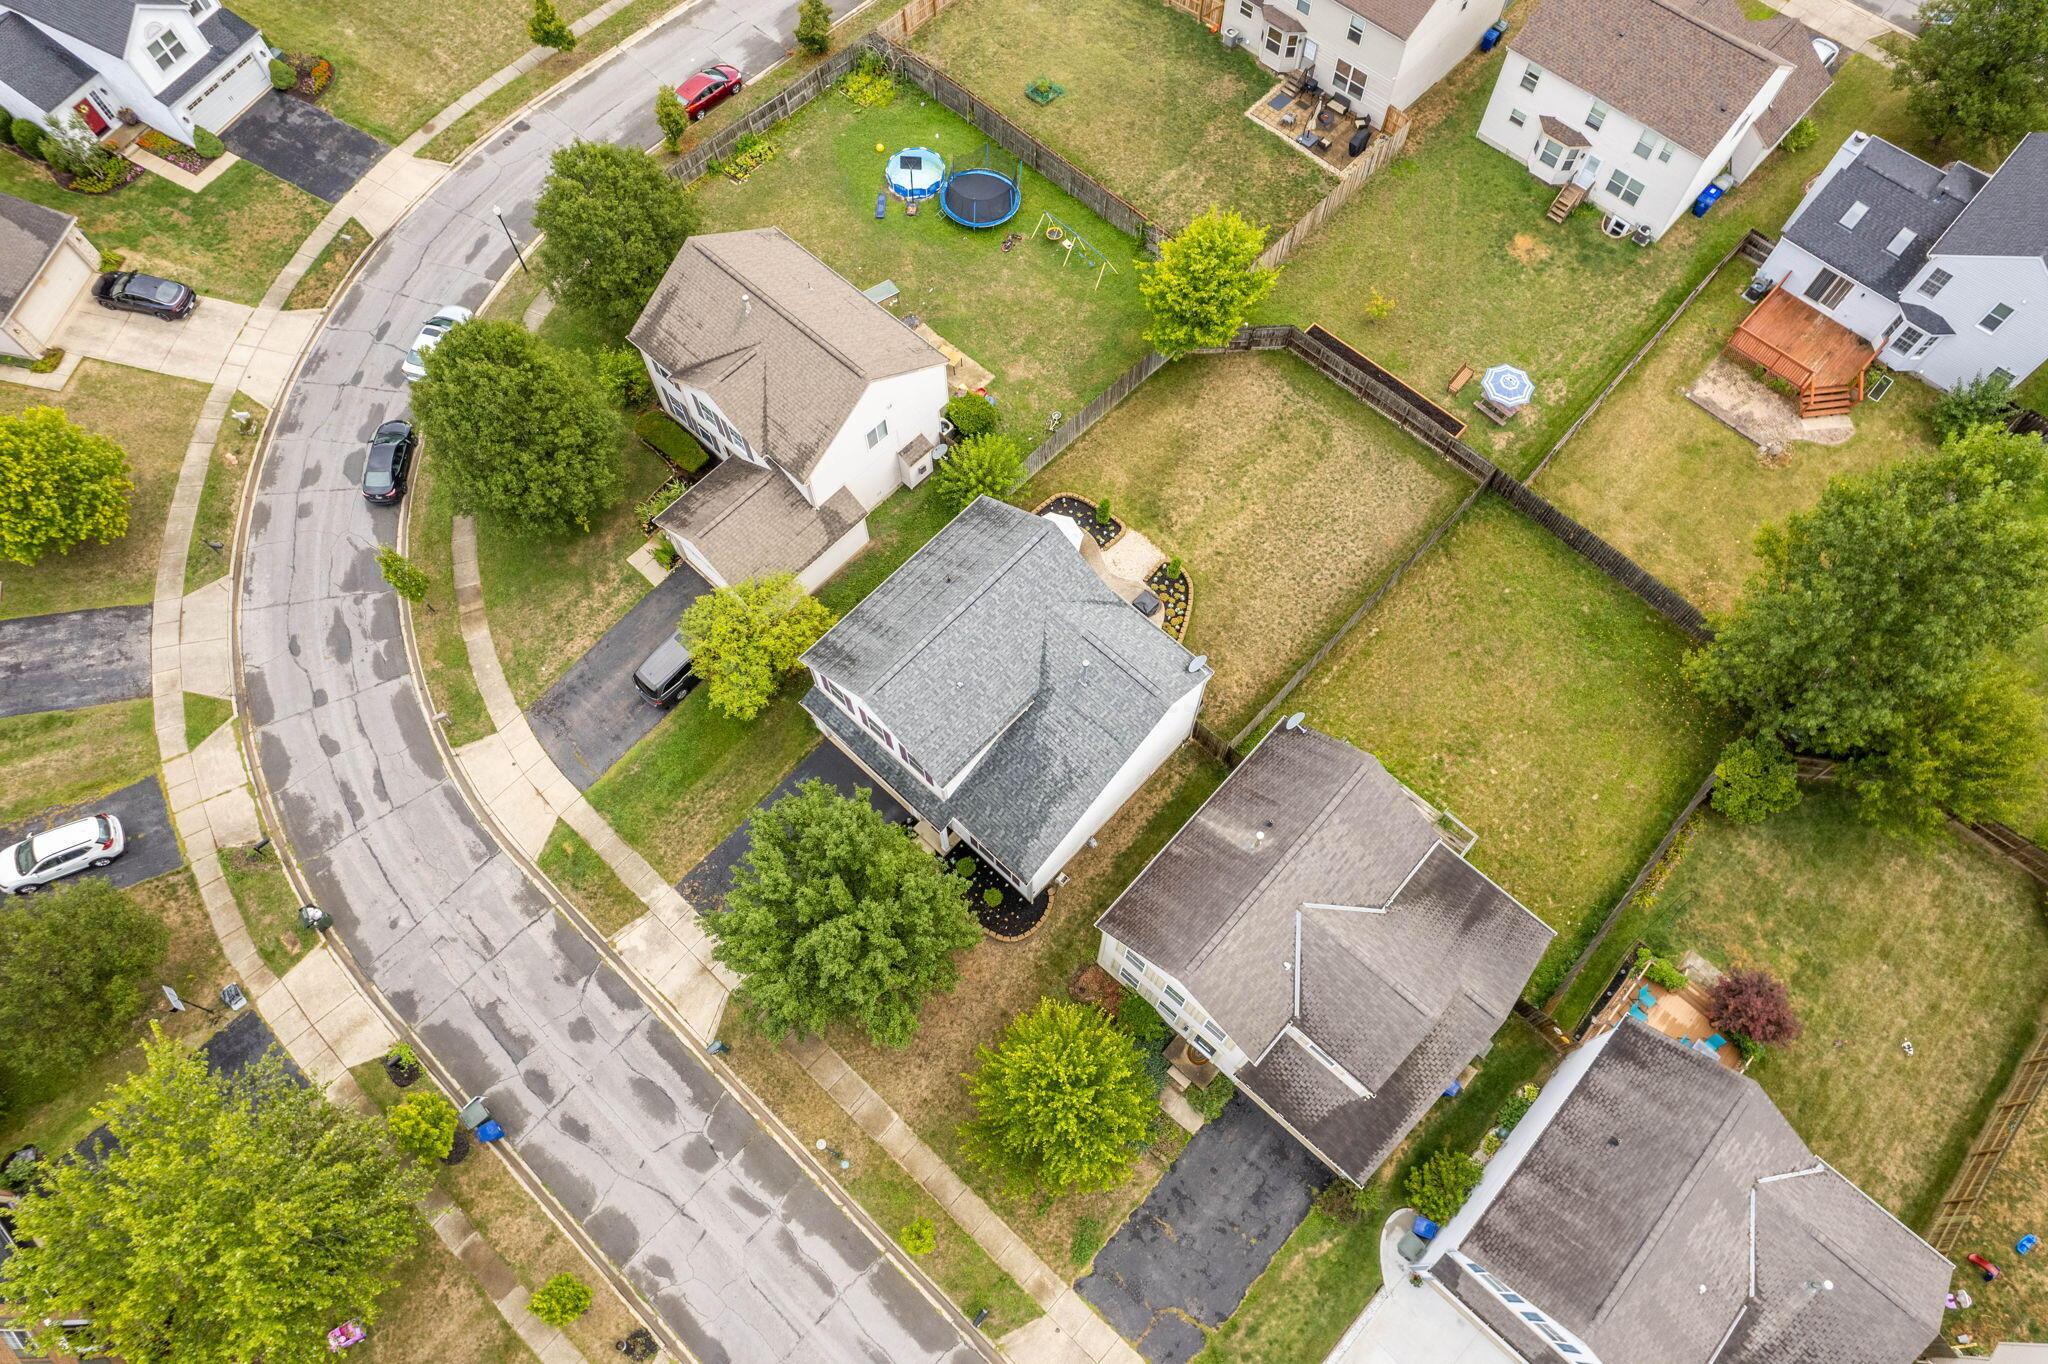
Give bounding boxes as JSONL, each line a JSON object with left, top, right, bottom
{"left": 492, "top": 204, "right": 529, "bottom": 274}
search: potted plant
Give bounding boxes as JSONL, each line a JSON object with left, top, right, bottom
{"left": 617, "top": 1330, "right": 658, "bottom": 1361}
{"left": 383, "top": 1041, "right": 423, "bottom": 1088}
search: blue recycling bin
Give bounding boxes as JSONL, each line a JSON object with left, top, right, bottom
{"left": 1479, "top": 20, "right": 1507, "bottom": 51}
{"left": 1693, "top": 183, "right": 1726, "bottom": 217}
{"left": 1412, "top": 1215, "right": 1441, "bottom": 1241}
{"left": 2019, "top": 1234, "right": 2039, "bottom": 1255}
{"left": 477, "top": 1119, "right": 506, "bottom": 1143}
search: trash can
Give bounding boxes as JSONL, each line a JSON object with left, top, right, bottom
{"left": 1479, "top": 20, "right": 1507, "bottom": 51}
{"left": 476, "top": 1119, "right": 506, "bottom": 1143}
{"left": 1692, "top": 183, "right": 1726, "bottom": 217}
{"left": 457, "top": 1097, "right": 492, "bottom": 1131}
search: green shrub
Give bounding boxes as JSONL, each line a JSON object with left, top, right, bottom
{"left": 931, "top": 433, "right": 1025, "bottom": 511}
{"left": 1315, "top": 1181, "right": 1363, "bottom": 1224}
{"left": 654, "top": 85, "right": 690, "bottom": 152}
{"left": 1480, "top": 1130, "right": 1503, "bottom": 1156}
{"left": 97, "top": 248, "right": 125, "bottom": 271}
{"left": 708, "top": 132, "right": 776, "bottom": 181}
{"left": 1634, "top": 949, "right": 1689, "bottom": 993}
{"left": 1781, "top": 117, "right": 1819, "bottom": 154}
{"left": 528, "top": 0, "right": 577, "bottom": 51}
{"left": 0, "top": 116, "right": 12, "bottom": 148}
{"left": 597, "top": 347, "right": 651, "bottom": 408}
{"left": 269, "top": 58, "right": 296, "bottom": 91}
{"left": 954, "top": 857, "right": 978, "bottom": 880}
{"left": 528, "top": 1273, "right": 593, "bottom": 1326}
{"left": 385, "top": 1041, "right": 420, "bottom": 1071}
{"left": 796, "top": 0, "right": 832, "bottom": 54}
{"left": 943, "top": 392, "right": 1000, "bottom": 438}
{"left": 28, "top": 347, "right": 63, "bottom": 375}
{"left": 1933, "top": 371, "right": 2015, "bottom": 442}
{"left": 651, "top": 539, "right": 679, "bottom": 569}
{"left": 12, "top": 117, "right": 44, "bottom": 156}
{"left": 896, "top": 1216, "right": 936, "bottom": 1256}
{"left": 1494, "top": 1083, "right": 1539, "bottom": 1135}
{"left": 633, "top": 409, "right": 711, "bottom": 471}
{"left": 191, "top": 126, "right": 223, "bottom": 159}
{"left": 1405, "top": 1149, "right": 1484, "bottom": 1223}
{"left": 1115, "top": 993, "right": 1170, "bottom": 1050}
{"left": 982, "top": 886, "right": 1004, "bottom": 908}
{"left": 1187, "top": 1075, "right": 1234, "bottom": 1121}
{"left": 1710, "top": 734, "right": 1800, "bottom": 824}
{"left": 386, "top": 1090, "right": 459, "bottom": 1161}
{"left": 1069, "top": 1216, "right": 1105, "bottom": 1267}
{"left": 1164, "top": 557, "right": 1184, "bottom": 580}
{"left": 840, "top": 50, "right": 898, "bottom": 109}
{"left": 1094, "top": 497, "right": 1114, "bottom": 523}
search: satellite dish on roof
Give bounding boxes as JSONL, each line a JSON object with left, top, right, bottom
{"left": 1283, "top": 712, "right": 1305, "bottom": 731}
{"left": 1186, "top": 655, "right": 1208, "bottom": 674}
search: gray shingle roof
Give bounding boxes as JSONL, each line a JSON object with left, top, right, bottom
{"left": 1512, "top": 0, "right": 1789, "bottom": 158}
{"left": 653, "top": 458, "right": 863, "bottom": 584}
{"left": 159, "top": 5, "right": 258, "bottom": 104}
{"left": 1937, "top": 132, "right": 2048, "bottom": 264}
{"left": 802, "top": 497, "right": 1205, "bottom": 884}
{"left": 629, "top": 228, "right": 945, "bottom": 485}
{"left": 1440, "top": 1020, "right": 1950, "bottom": 1364}
{"left": 1097, "top": 724, "right": 1552, "bottom": 1181}
{"left": 1899, "top": 300, "right": 1954, "bottom": 336}
{"left": 0, "top": 189, "right": 74, "bottom": 320}
{"left": 1784, "top": 135, "right": 1989, "bottom": 301}
{"left": 0, "top": 9, "right": 93, "bottom": 105}
{"left": 1, "top": 0, "right": 136, "bottom": 54}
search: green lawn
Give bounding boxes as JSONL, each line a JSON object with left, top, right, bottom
{"left": 1256, "top": 55, "right": 1935, "bottom": 476}
{"left": 690, "top": 86, "right": 1153, "bottom": 442}
{"left": 0, "top": 699, "right": 158, "bottom": 825}
{"left": 407, "top": 457, "right": 493, "bottom": 748}
{"left": 1947, "top": 1071, "right": 2048, "bottom": 1351}
{"left": 2, "top": 361, "right": 210, "bottom": 621}
{"left": 186, "top": 394, "right": 266, "bottom": 595}
{"left": 0, "top": 151, "right": 324, "bottom": 305}
{"left": 221, "top": 838, "right": 315, "bottom": 977}
{"left": 905, "top": 0, "right": 1328, "bottom": 233}
{"left": 538, "top": 820, "right": 647, "bottom": 938}
{"left": 1017, "top": 351, "right": 1470, "bottom": 737}
{"left": 183, "top": 692, "right": 232, "bottom": 751}
{"left": 1287, "top": 500, "right": 1725, "bottom": 1001}
{"left": 1558, "top": 788, "right": 2048, "bottom": 1229}
{"left": 284, "top": 219, "right": 372, "bottom": 312}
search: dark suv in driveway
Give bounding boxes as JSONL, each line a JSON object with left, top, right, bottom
{"left": 634, "top": 632, "right": 698, "bottom": 706}
{"left": 93, "top": 271, "right": 197, "bottom": 319}
{"left": 361, "top": 420, "right": 416, "bottom": 504}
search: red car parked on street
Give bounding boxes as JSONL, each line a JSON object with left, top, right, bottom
{"left": 677, "top": 64, "right": 743, "bottom": 120}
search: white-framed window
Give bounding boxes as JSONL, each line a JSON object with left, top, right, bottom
{"left": 1519, "top": 62, "right": 1540, "bottom": 92}
{"left": 1981, "top": 303, "right": 2015, "bottom": 333}
{"left": 1295, "top": 0, "right": 1311, "bottom": 13}
{"left": 1605, "top": 169, "right": 1645, "bottom": 206}
{"left": 1507, "top": 107, "right": 1527, "bottom": 127}
{"left": 1264, "top": 26, "right": 1301, "bottom": 57}
{"left": 1992, "top": 367, "right": 2016, "bottom": 386}
{"left": 1891, "top": 325, "right": 1924, "bottom": 355}
{"left": 1915, "top": 330, "right": 1938, "bottom": 356}
{"left": 1885, "top": 227, "right": 1916, "bottom": 255}
{"left": 1803, "top": 268, "right": 1853, "bottom": 308}
{"left": 1124, "top": 946, "right": 1146, "bottom": 970}
{"left": 186, "top": 0, "right": 211, "bottom": 14}
{"left": 1918, "top": 267, "right": 1952, "bottom": 298}
{"left": 1538, "top": 138, "right": 1564, "bottom": 169}
{"left": 146, "top": 25, "right": 188, "bottom": 69}
{"left": 1634, "top": 129, "right": 1655, "bottom": 158}
{"left": 1839, "top": 200, "right": 1869, "bottom": 229}
{"left": 1332, "top": 59, "right": 1369, "bottom": 100}
{"left": 1656, "top": 141, "right": 1673, "bottom": 163}
{"left": 1346, "top": 16, "right": 1363, "bottom": 40}
{"left": 1194, "top": 1035, "right": 1217, "bottom": 1057}
{"left": 1585, "top": 101, "right": 1607, "bottom": 130}
{"left": 1240, "top": 0, "right": 1254, "bottom": 14}
{"left": 865, "top": 418, "right": 890, "bottom": 447}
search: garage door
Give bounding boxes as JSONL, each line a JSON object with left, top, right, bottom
{"left": 183, "top": 44, "right": 269, "bottom": 135}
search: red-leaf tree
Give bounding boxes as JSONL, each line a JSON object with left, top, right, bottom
{"left": 1708, "top": 967, "right": 1803, "bottom": 1045}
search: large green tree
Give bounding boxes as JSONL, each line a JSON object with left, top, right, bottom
{"left": 410, "top": 318, "right": 620, "bottom": 535}
{"left": 0, "top": 1030, "right": 428, "bottom": 1364}
{"left": 532, "top": 140, "right": 697, "bottom": 333}
{"left": 679, "top": 573, "right": 835, "bottom": 719}
{"left": 0, "top": 879, "right": 167, "bottom": 1091}
{"left": 1137, "top": 209, "right": 1277, "bottom": 359}
{"left": 709, "top": 780, "right": 980, "bottom": 1047}
{"left": 960, "top": 999, "right": 1157, "bottom": 1195}
{"left": 0, "top": 406, "right": 133, "bottom": 566}
{"left": 1893, "top": 0, "right": 2048, "bottom": 149}
{"left": 1686, "top": 427, "right": 2048, "bottom": 825}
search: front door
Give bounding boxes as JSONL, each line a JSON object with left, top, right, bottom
{"left": 1301, "top": 37, "right": 1318, "bottom": 70}
{"left": 73, "top": 98, "right": 109, "bottom": 135}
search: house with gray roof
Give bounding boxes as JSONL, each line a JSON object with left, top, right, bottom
{"left": 631, "top": 228, "right": 950, "bottom": 593}
{"left": 1755, "top": 130, "right": 2048, "bottom": 393}
{"left": 1095, "top": 720, "right": 1552, "bottom": 1184}
{"left": 799, "top": 496, "right": 1209, "bottom": 898}
{"left": 0, "top": 190, "right": 94, "bottom": 361}
{"left": 1475, "top": 0, "right": 1834, "bottom": 241}
{"left": 1330, "top": 1019, "right": 1950, "bottom": 1364}
{"left": 0, "top": 0, "right": 271, "bottom": 146}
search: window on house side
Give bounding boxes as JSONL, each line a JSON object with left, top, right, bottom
{"left": 1194, "top": 1035, "right": 1217, "bottom": 1057}
{"left": 1538, "top": 139, "right": 1562, "bottom": 168}
{"left": 1803, "top": 268, "right": 1852, "bottom": 308}
{"left": 1295, "top": 0, "right": 1311, "bottom": 14}
{"left": 1508, "top": 108, "right": 1527, "bottom": 127}
{"left": 1656, "top": 140, "right": 1673, "bottom": 163}
{"left": 1347, "top": 16, "right": 1363, "bottom": 40}
{"left": 1605, "top": 169, "right": 1645, "bottom": 206}
{"left": 1992, "top": 367, "right": 2016, "bottom": 386}
{"left": 1585, "top": 102, "right": 1607, "bottom": 130}
{"left": 1981, "top": 303, "right": 2014, "bottom": 333}
{"left": 147, "top": 28, "right": 187, "bottom": 68}
{"left": 1633, "top": 129, "right": 1655, "bottom": 158}
{"left": 1333, "top": 60, "right": 1369, "bottom": 100}
{"left": 1241, "top": 0, "right": 1254, "bottom": 14}
{"left": 865, "top": 418, "right": 889, "bottom": 447}
{"left": 1519, "top": 63, "right": 1540, "bottom": 91}
{"left": 1918, "top": 268, "right": 1952, "bottom": 298}
{"left": 1891, "top": 325, "right": 1923, "bottom": 354}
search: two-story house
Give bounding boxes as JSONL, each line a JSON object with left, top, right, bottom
{"left": 1750, "top": 130, "right": 2048, "bottom": 394}
{"left": 1096, "top": 719, "right": 1553, "bottom": 1184}
{"left": 1232, "top": 0, "right": 1503, "bottom": 129}
{"left": 1476, "top": 0, "right": 1832, "bottom": 241}
{"left": 1329, "top": 1019, "right": 1952, "bottom": 1364}
{"left": 630, "top": 228, "right": 950, "bottom": 593}
{"left": 798, "top": 497, "right": 1210, "bottom": 899}
{"left": 0, "top": 0, "right": 272, "bottom": 145}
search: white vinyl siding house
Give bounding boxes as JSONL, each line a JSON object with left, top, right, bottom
{"left": 1235, "top": 0, "right": 1500, "bottom": 128}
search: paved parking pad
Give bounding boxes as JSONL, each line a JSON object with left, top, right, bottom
{"left": 220, "top": 94, "right": 389, "bottom": 203}
{"left": 1078, "top": 1098, "right": 1330, "bottom": 1364}
{"left": 0, "top": 775, "right": 182, "bottom": 891}
{"left": 0, "top": 605, "right": 152, "bottom": 718}
{"left": 678, "top": 742, "right": 912, "bottom": 912}
{"left": 528, "top": 563, "right": 712, "bottom": 790}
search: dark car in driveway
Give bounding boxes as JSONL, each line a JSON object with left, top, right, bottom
{"left": 633, "top": 632, "right": 698, "bottom": 705}
{"left": 93, "top": 271, "right": 197, "bottom": 320}
{"left": 677, "top": 64, "right": 743, "bottom": 120}
{"left": 361, "top": 420, "right": 416, "bottom": 504}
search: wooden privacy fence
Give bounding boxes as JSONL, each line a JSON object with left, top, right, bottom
{"left": 1158, "top": 0, "right": 1225, "bottom": 25}
{"left": 1926, "top": 1012, "right": 2048, "bottom": 1251}
{"left": 1021, "top": 350, "right": 1167, "bottom": 476}
{"left": 1256, "top": 120, "right": 1411, "bottom": 271}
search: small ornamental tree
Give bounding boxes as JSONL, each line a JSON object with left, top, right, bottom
{"left": 1845, "top": 661, "right": 2043, "bottom": 830}
{"left": 679, "top": 573, "right": 836, "bottom": 720}
{"left": 1893, "top": 0, "right": 2048, "bottom": 148}
{"left": 796, "top": 0, "right": 833, "bottom": 54}
{"left": 386, "top": 1090, "right": 460, "bottom": 1162}
{"left": 943, "top": 392, "right": 1000, "bottom": 438}
{"left": 529, "top": 1273, "right": 593, "bottom": 1326}
{"left": 2, "top": 1028, "right": 427, "bottom": 1364}
{"left": 533, "top": 141, "right": 697, "bottom": 333}
{"left": 529, "top": 0, "right": 577, "bottom": 51}
{"left": 931, "top": 433, "right": 1025, "bottom": 511}
{"left": 1932, "top": 371, "right": 2015, "bottom": 442}
{"left": 1709, "top": 733, "right": 1800, "bottom": 824}
{"left": 897, "top": 1217, "right": 936, "bottom": 1256}
{"left": 1137, "top": 209, "right": 1277, "bottom": 359}
{"left": 376, "top": 545, "right": 431, "bottom": 610}
{"left": 0, "top": 879, "right": 168, "bottom": 1084}
{"left": 410, "top": 318, "right": 620, "bottom": 536}
{"left": 1187, "top": 1075, "right": 1235, "bottom": 1121}
{"left": 709, "top": 780, "right": 981, "bottom": 1047}
{"left": 1405, "top": 1149, "right": 1484, "bottom": 1224}
{"left": 961, "top": 999, "right": 1158, "bottom": 1195}
{"left": 654, "top": 85, "right": 690, "bottom": 152}
{"left": 1708, "top": 967, "right": 1803, "bottom": 1046}
{"left": 1, "top": 405, "right": 133, "bottom": 566}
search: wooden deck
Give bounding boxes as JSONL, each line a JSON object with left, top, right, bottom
{"left": 1725, "top": 284, "right": 1877, "bottom": 416}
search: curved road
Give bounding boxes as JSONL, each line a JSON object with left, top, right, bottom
{"left": 237, "top": 7, "right": 981, "bottom": 1360}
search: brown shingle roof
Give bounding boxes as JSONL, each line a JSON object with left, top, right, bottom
{"left": 0, "top": 191, "right": 73, "bottom": 321}
{"left": 628, "top": 228, "right": 944, "bottom": 484}
{"left": 653, "top": 458, "right": 863, "bottom": 583}
{"left": 1513, "top": 0, "right": 1790, "bottom": 158}
{"left": 1328, "top": 0, "right": 1439, "bottom": 42}
{"left": 1538, "top": 114, "right": 1591, "bottom": 149}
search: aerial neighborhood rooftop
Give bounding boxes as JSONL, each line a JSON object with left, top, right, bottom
{"left": 2, "top": 0, "right": 2047, "bottom": 1357}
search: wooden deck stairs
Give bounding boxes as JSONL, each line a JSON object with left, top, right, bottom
{"left": 1546, "top": 181, "right": 1587, "bottom": 223}
{"left": 1725, "top": 283, "right": 1877, "bottom": 418}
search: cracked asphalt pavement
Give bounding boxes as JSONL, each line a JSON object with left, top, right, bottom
{"left": 238, "top": 5, "right": 984, "bottom": 1358}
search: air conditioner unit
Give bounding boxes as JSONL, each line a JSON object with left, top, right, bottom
{"left": 1601, "top": 214, "right": 1632, "bottom": 238}
{"left": 1631, "top": 226, "right": 1655, "bottom": 246}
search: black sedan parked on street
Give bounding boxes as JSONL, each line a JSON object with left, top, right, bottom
{"left": 92, "top": 271, "right": 197, "bottom": 320}
{"left": 361, "top": 420, "right": 417, "bottom": 505}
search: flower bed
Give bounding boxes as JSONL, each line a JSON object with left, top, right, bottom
{"left": 947, "top": 850, "right": 1050, "bottom": 940}
{"left": 281, "top": 53, "right": 336, "bottom": 102}
{"left": 56, "top": 158, "right": 143, "bottom": 195}
{"left": 1144, "top": 561, "right": 1190, "bottom": 638}
{"left": 1033, "top": 493, "right": 1121, "bottom": 547}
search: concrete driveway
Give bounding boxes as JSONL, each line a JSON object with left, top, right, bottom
{"left": 220, "top": 93, "right": 390, "bottom": 203}
{"left": 528, "top": 562, "right": 713, "bottom": 790}
{"left": 0, "top": 605, "right": 152, "bottom": 718}
{"left": 1078, "top": 1097, "right": 1330, "bottom": 1364}
{"left": 59, "top": 295, "right": 253, "bottom": 387}
{"left": 0, "top": 775, "right": 182, "bottom": 892}
{"left": 678, "top": 743, "right": 913, "bottom": 912}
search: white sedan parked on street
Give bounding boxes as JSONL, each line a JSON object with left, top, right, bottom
{"left": 1, "top": 814, "right": 126, "bottom": 894}
{"left": 401, "top": 305, "right": 474, "bottom": 381}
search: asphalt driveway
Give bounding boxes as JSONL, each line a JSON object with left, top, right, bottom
{"left": 220, "top": 93, "right": 389, "bottom": 203}
{"left": 678, "top": 743, "right": 912, "bottom": 911}
{"left": 0, "top": 775, "right": 182, "bottom": 892}
{"left": 0, "top": 605, "right": 152, "bottom": 719}
{"left": 1078, "top": 1097, "right": 1330, "bottom": 1364}
{"left": 527, "top": 562, "right": 714, "bottom": 790}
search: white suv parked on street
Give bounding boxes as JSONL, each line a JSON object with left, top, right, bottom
{"left": 1, "top": 814, "right": 126, "bottom": 895}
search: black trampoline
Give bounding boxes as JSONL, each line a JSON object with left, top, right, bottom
{"left": 940, "top": 160, "right": 1021, "bottom": 229}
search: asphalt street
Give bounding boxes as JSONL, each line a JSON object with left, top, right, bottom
{"left": 0, "top": 605, "right": 152, "bottom": 719}
{"left": 238, "top": 5, "right": 984, "bottom": 1359}
{"left": 0, "top": 776, "right": 182, "bottom": 892}
{"left": 528, "top": 561, "right": 712, "bottom": 790}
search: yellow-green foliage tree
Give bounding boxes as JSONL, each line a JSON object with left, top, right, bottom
{"left": 961, "top": 999, "right": 1157, "bottom": 1195}
{"left": 0, "top": 406, "right": 132, "bottom": 565}
{"left": 679, "top": 573, "right": 835, "bottom": 719}
{"left": 1137, "top": 209, "right": 1276, "bottom": 359}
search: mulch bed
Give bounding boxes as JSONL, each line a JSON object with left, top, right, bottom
{"left": 281, "top": 53, "right": 336, "bottom": 103}
{"left": 1144, "top": 563, "right": 1190, "bottom": 639}
{"left": 1069, "top": 962, "right": 1124, "bottom": 1015}
{"left": 1034, "top": 493, "right": 1122, "bottom": 548}
{"left": 55, "top": 159, "right": 144, "bottom": 194}
{"left": 947, "top": 850, "right": 1050, "bottom": 940}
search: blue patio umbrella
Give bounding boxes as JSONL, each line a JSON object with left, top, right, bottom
{"left": 1482, "top": 364, "right": 1536, "bottom": 409}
